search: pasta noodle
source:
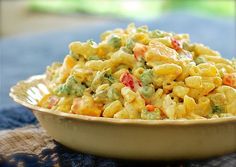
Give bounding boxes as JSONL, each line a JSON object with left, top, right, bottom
{"left": 38, "top": 24, "right": 236, "bottom": 120}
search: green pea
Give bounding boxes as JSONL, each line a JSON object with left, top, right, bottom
{"left": 139, "top": 85, "right": 155, "bottom": 98}
{"left": 140, "top": 70, "right": 153, "bottom": 85}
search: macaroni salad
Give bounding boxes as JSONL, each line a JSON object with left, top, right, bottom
{"left": 38, "top": 24, "right": 236, "bottom": 120}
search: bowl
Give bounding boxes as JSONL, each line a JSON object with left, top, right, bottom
{"left": 9, "top": 75, "right": 236, "bottom": 160}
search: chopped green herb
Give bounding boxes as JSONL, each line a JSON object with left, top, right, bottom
{"left": 212, "top": 105, "right": 223, "bottom": 114}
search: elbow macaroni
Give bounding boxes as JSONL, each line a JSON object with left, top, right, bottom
{"left": 39, "top": 24, "right": 236, "bottom": 120}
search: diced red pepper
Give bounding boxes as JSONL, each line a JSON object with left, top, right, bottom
{"left": 171, "top": 38, "right": 182, "bottom": 52}
{"left": 133, "top": 43, "right": 148, "bottom": 60}
{"left": 223, "top": 73, "right": 236, "bottom": 88}
{"left": 120, "top": 72, "right": 142, "bottom": 91}
{"left": 120, "top": 72, "right": 135, "bottom": 89}
{"left": 146, "top": 104, "right": 155, "bottom": 112}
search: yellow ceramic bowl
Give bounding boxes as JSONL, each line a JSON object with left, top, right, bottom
{"left": 10, "top": 75, "right": 236, "bottom": 160}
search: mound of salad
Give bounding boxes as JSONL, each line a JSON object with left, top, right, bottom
{"left": 38, "top": 24, "right": 236, "bottom": 120}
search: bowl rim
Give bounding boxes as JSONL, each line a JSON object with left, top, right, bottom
{"left": 9, "top": 74, "right": 236, "bottom": 126}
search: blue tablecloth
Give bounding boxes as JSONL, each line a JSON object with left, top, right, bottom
{"left": 0, "top": 12, "right": 236, "bottom": 166}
